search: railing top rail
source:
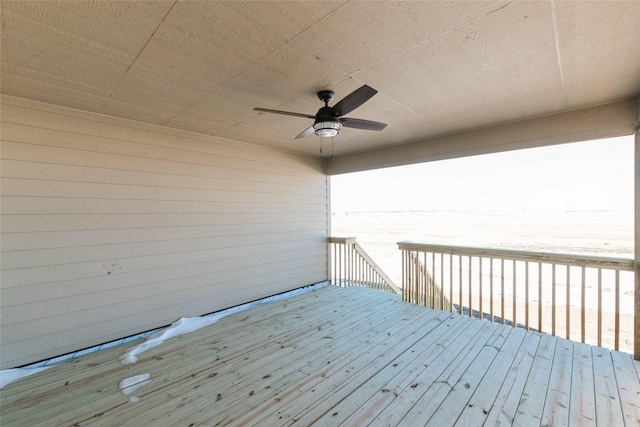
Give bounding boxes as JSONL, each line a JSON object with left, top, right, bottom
{"left": 397, "top": 241, "right": 634, "bottom": 271}
{"left": 328, "top": 236, "right": 357, "bottom": 244}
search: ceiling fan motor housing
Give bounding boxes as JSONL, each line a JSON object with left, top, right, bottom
{"left": 315, "top": 106, "right": 339, "bottom": 122}
{"left": 313, "top": 103, "right": 342, "bottom": 137}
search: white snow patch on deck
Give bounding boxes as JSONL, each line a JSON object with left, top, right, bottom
{"left": 119, "top": 282, "right": 326, "bottom": 365}
{"left": 0, "top": 367, "right": 50, "bottom": 389}
{"left": 119, "top": 373, "right": 151, "bottom": 396}
{"left": 119, "top": 314, "right": 227, "bottom": 364}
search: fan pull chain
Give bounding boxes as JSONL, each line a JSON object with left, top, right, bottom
{"left": 331, "top": 136, "right": 335, "bottom": 160}
{"left": 319, "top": 136, "right": 335, "bottom": 159}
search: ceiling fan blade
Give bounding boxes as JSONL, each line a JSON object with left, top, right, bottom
{"left": 332, "top": 85, "right": 378, "bottom": 117}
{"left": 295, "top": 125, "right": 315, "bottom": 139}
{"left": 254, "top": 108, "right": 315, "bottom": 119}
{"left": 340, "top": 117, "right": 387, "bottom": 131}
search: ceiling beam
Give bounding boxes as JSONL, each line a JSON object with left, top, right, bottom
{"left": 326, "top": 99, "right": 637, "bottom": 175}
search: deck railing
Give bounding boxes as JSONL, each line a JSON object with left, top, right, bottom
{"left": 398, "top": 241, "right": 635, "bottom": 354}
{"left": 329, "top": 237, "right": 402, "bottom": 295}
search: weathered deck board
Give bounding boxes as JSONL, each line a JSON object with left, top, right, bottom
{"left": 540, "top": 337, "right": 573, "bottom": 426}
{"left": 481, "top": 330, "right": 542, "bottom": 425}
{"left": 569, "top": 342, "right": 596, "bottom": 427}
{"left": 453, "top": 326, "right": 527, "bottom": 426}
{"left": 311, "top": 314, "right": 469, "bottom": 426}
{"left": 610, "top": 350, "right": 640, "bottom": 425}
{"left": 592, "top": 345, "right": 625, "bottom": 426}
{"left": 0, "top": 284, "right": 638, "bottom": 426}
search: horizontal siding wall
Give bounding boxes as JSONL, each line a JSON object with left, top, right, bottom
{"left": 0, "top": 96, "right": 329, "bottom": 369}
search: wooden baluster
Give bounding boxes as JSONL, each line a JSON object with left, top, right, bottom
{"left": 598, "top": 268, "right": 602, "bottom": 347}
{"left": 566, "top": 265, "right": 572, "bottom": 340}
{"left": 346, "top": 243, "right": 350, "bottom": 286}
{"left": 352, "top": 248, "right": 356, "bottom": 286}
{"left": 468, "top": 256, "right": 473, "bottom": 317}
{"left": 426, "top": 252, "right": 430, "bottom": 307}
{"left": 479, "top": 257, "right": 483, "bottom": 320}
{"left": 343, "top": 243, "right": 348, "bottom": 286}
{"left": 351, "top": 243, "right": 355, "bottom": 285}
{"left": 538, "top": 263, "right": 543, "bottom": 332}
{"left": 345, "top": 243, "right": 349, "bottom": 286}
{"left": 344, "top": 243, "right": 348, "bottom": 286}
{"left": 339, "top": 243, "right": 343, "bottom": 286}
{"left": 440, "top": 253, "right": 445, "bottom": 310}
{"left": 525, "top": 261, "right": 529, "bottom": 330}
{"left": 449, "top": 254, "right": 454, "bottom": 312}
{"left": 489, "top": 258, "right": 494, "bottom": 322}
{"left": 364, "top": 261, "right": 368, "bottom": 287}
{"left": 416, "top": 252, "right": 420, "bottom": 304}
{"left": 331, "top": 243, "right": 336, "bottom": 285}
{"left": 344, "top": 244, "right": 356, "bottom": 286}
{"left": 581, "top": 266, "right": 586, "bottom": 343}
{"left": 513, "top": 260, "right": 517, "bottom": 327}
{"left": 418, "top": 251, "right": 422, "bottom": 304}
{"left": 419, "top": 253, "right": 423, "bottom": 305}
{"left": 426, "top": 252, "right": 429, "bottom": 306}
{"left": 349, "top": 244, "right": 354, "bottom": 285}
{"left": 402, "top": 251, "right": 406, "bottom": 301}
{"left": 501, "top": 259, "right": 505, "bottom": 325}
{"left": 406, "top": 251, "right": 411, "bottom": 302}
{"left": 413, "top": 252, "right": 418, "bottom": 303}
{"left": 431, "top": 252, "right": 436, "bottom": 307}
{"left": 416, "top": 252, "right": 419, "bottom": 303}
{"left": 329, "top": 243, "right": 336, "bottom": 285}
{"left": 404, "top": 251, "right": 408, "bottom": 301}
{"left": 411, "top": 252, "right": 415, "bottom": 302}
{"left": 459, "top": 255, "right": 463, "bottom": 315}
{"left": 341, "top": 243, "right": 344, "bottom": 286}
{"left": 415, "top": 253, "right": 419, "bottom": 303}
{"left": 338, "top": 244, "right": 342, "bottom": 287}
{"left": 367, "top": 255, "right": 370, "bottom": 286}
{"left": 425, "top": 252, "right": 429, "bottom": 306}
{"left": 615, "top": 270, "right": 620, "bottom": 350}
{"left": 552, "top": 264, "right": 557, "bottom": 336}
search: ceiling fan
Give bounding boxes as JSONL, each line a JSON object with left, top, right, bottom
{"left": 254, "top": 85, "right": 387, "bottom": 139}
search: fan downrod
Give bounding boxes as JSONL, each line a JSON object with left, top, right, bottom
{"left": 317, "top": 90, "right": 334, "bottom": 105}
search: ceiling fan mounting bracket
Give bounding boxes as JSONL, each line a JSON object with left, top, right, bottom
{"left": 317, "top": 90, "right": 334, "bottom": 105}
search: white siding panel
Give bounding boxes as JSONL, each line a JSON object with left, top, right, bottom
{"left": 2, "top": 140, "right": 324, "bottom": 189}
{"left": 0, "top": 96, "right": 329, "bottom": 368}
{"left": 2, "top": 231, "right": 323, "bottom": 269}
{"left": 2, "top": 223, "right": 325, "bottom": 251}
{"left": 1, "top": 238, "right": 326, "bottom": 290}
{"left": 2, "top": 249, "right": 325, "bottom": 328}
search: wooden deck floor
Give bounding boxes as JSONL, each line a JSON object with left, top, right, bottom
{"left": 1, "top": 285, "right": 639, "bottom": 426}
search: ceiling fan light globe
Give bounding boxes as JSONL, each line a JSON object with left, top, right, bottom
{"left": 315, "top": 128, "right": 339, "bottom": 137}
{"left": 313, "top": 121, "right": 342, "bottom": 137}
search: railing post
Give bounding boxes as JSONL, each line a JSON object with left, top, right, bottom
{"left": 634, "top": 115, "right": 639, "bottom": 360}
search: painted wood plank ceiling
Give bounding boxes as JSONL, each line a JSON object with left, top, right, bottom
{"left": 1, "top": 1, "right": 639, "bottom": 157}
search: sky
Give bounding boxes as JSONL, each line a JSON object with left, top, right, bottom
{"left": 330, "top": 135, "right": 634, "bottom": 213}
